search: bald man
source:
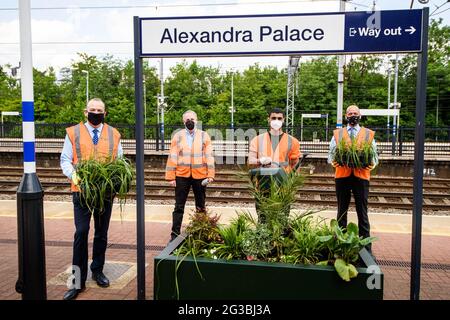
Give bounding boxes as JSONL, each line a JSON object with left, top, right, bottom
{"left": 328, "top": 105, "right": 378, "bottom": 254}
{"left": 60, "top": 98, "right": 123, "bottom": 300}
{"left": 165, "top": 110, "right": 215, "bottom": 242}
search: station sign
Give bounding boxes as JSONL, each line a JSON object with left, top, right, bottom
{"left": 140, "top": 9, "right": 423, "bottom": 57}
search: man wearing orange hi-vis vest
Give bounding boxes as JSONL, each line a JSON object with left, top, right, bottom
{"left": 248, "top": 108, "right": 301, "bottom": 221}
{"left": 328, "top": 105, "right": 379, "bottom": 254}
{"left": 165, "top": 110, "right": 215, "bottom": 241}
{"left": 248, "top": 108, "right": 301, "bottom": 172}
{"left": 60, "top": 98, "right": 122, "bottom": 300}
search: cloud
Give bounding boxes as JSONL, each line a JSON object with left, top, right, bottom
{"left": 0, "top": 0, "right": 340, "bottom": 74}
{"left": 0, "top": 13, "right": 92, "bottom": 71}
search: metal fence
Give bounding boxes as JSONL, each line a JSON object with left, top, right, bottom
{"left": 1, "top": 123, "right": 449, "bottom": 156}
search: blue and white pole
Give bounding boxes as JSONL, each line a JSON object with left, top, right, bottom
{"left": 16, "top": 0, "right": 47, "bottom": 300}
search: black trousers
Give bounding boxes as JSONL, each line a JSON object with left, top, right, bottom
{"left": 171, "top": 176, "right": 206, "bottom": 240}
{"left": 72, "top": 192, "right": 113, "bottom": 287}
{"left": 335, "top": 174, "right": 371, "bottom": 251}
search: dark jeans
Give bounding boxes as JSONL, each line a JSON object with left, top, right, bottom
{"left": 171, "top": 176, "right": 206, "bottom": 240}
{"left": 335, "top": 174, "right": 371, "bottom": 252}
{"left": 72, "top": 192, "right": 113, "bottom": 287}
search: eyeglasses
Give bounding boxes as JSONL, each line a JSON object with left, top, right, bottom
{"left": 270, "top": 117, "right": 283, "bottom": 120}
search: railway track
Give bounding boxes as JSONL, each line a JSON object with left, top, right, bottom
{"left": 1, "top": 167, "right": 449, "bottom": 211}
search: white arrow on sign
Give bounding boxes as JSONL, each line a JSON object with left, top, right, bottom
{"left": 405, "top": 26, "right": 416, "bottom": 35}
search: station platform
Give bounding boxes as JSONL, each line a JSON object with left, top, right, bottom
{"left": 1, "top": 200, "right": 449, "bottom": 300}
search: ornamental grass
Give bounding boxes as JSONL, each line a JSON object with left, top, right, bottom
{"left": 76, "top": 156, "right": 134, "bottom": 214}
{"left": 173, "top": 169, "right": 376, "bottom": 284}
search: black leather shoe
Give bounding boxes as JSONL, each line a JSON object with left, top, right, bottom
{"left": 63, "top": 286, "right": 85, "bottom": 300}
{"left": 92, "top": 272, "right": 110, "bottom": 288}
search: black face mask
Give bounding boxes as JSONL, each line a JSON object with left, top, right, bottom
{"left": 185, "top": 120, "right": 195, "bottom": 130}
{"left": 88, "top": 112, "right": 105, "bottom": 126}
{"left": 346, "top": 116, "right": 360, "bottom": 126}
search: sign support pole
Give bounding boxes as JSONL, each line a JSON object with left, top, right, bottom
{"left": 134, "top": 16, "right": 146, "bottom": 300}
{"left": 410, "top": 7, "right": 428, "bottom": 301}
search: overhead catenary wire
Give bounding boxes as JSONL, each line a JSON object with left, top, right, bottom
{"left": 431, "top": 6, "right": 450, "bottom": 16}
{"left": 430, "top": 0, "right": 450, "bottom": 16}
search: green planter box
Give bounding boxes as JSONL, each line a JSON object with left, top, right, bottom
{"left": 154, "top": 236, "right": 384, "bottom": 300}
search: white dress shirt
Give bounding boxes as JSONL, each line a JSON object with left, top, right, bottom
{"left": 60, "top": 122, "right": 123, "bottom": 179}
{"left": 327, "top": 124, "right": 378, "bottom": 167}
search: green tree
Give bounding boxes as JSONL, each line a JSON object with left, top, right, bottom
{"left": 396, "top": 18, "right": 450, "bottom": 130}
{"left": 164, "top": 60, "right": 223, "bottom": 125}
{"left": 0, "top": 17, "right": 448, "bottom": 132}
{"left": 296, "top": 56, "right": 338, "bottom": 126}
{"left": 33, "top": 67, "right": 62, "bottom": 122}
{"left": 0, "top": 65, "right": 21, "bottom": 117}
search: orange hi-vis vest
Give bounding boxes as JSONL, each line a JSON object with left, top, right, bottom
{"left": 333, "top": 127, "right": 375, "bottom": 181}
{"left": 165, "top": 129, "right": 215, "bottom": 181}
{"left": 249, "top": 132, "right": 301, "bottom": 173}
{"left": 66, "top": 122, "right": 121, "bottom": 192}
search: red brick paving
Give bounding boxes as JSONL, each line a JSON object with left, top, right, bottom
{"left": 0, "top": 215, "right": 449, "bottom": 300}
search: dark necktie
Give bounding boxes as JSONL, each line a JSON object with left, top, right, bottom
{"left": 93, "top": 128, "right": 99, "bottom": 145}
{"left": 350, "top": 128, "right": 355, "bottom": 140}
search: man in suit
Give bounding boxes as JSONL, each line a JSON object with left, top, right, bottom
{"left": 60, "top": 98, "right": 122, "bottom": 300}
{"left": 328, "top": 105, "right": 378, "bottom": 253}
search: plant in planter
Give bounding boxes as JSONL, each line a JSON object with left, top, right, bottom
{"left": 76, "top": 156, "right": 134, "bottom": 214}
{"left": 317, "top": 219, "right": 376, "bottom": 281}
{"left": 346, "top": 138, "right": 362, "bottom": 168}
{"left": 155, "top": 170, "right": 382, "bottom": 299}
{"left": 249, "top": 169, "right": 305, "bottom": 228}
{"left": 360, "top": 140, "right": 375, "bottom": 168}
{"left": 333, "top": 139, "right": 375, "bottom": 169}
{"left": 334, "top": 138, "right": 348, "bottom": 166}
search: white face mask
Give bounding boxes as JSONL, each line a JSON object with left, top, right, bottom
{"left": 270, "top": 120, "right": 283, "bottom": 130}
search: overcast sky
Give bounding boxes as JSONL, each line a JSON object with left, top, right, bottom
{"left": 0, "top": 0, "right": 449, "bottom": 77}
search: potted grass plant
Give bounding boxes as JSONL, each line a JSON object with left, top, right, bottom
{"left": 335, "top": 138, "right": 348, "bottom": 167}
{"left": 154, "top": 170, "right": 383, "bottom": 300}
{"left": 360, "top": 141, "right": 375, "bottom": 168}
{"left": 347, "top": 139, "right": 361, "bottom": 168}
{"left": 334, "top": 139, "right": 375, "bottom": 169}
{"left": 76, "top": 156, "right": 134, "bottom": 214}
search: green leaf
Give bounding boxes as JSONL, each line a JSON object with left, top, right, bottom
{"left": 330, "top": 219, "right": 338, "bottom": 230}
{"left": 335, "top": 228, "right": 347, "bottom": 242}
{"left": 344, "top": 232, "right": 356, "bottom": 244}
{"left": 360, "top": 237, "right": 377, "bottom": 246}
{"left": 348, "top": 263, "right": 358, "bottom": 279}
{"left": 334, "top": 258, "right": 351, "bottom": 282}
{"left": 318, "top": 235, "right": 333, "bottom": 242}
{"left": 346, "top": 223, "right": 358, "bottom": 235}
{"left": 316, "top": 260, "right": 329, "bottom": 266}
